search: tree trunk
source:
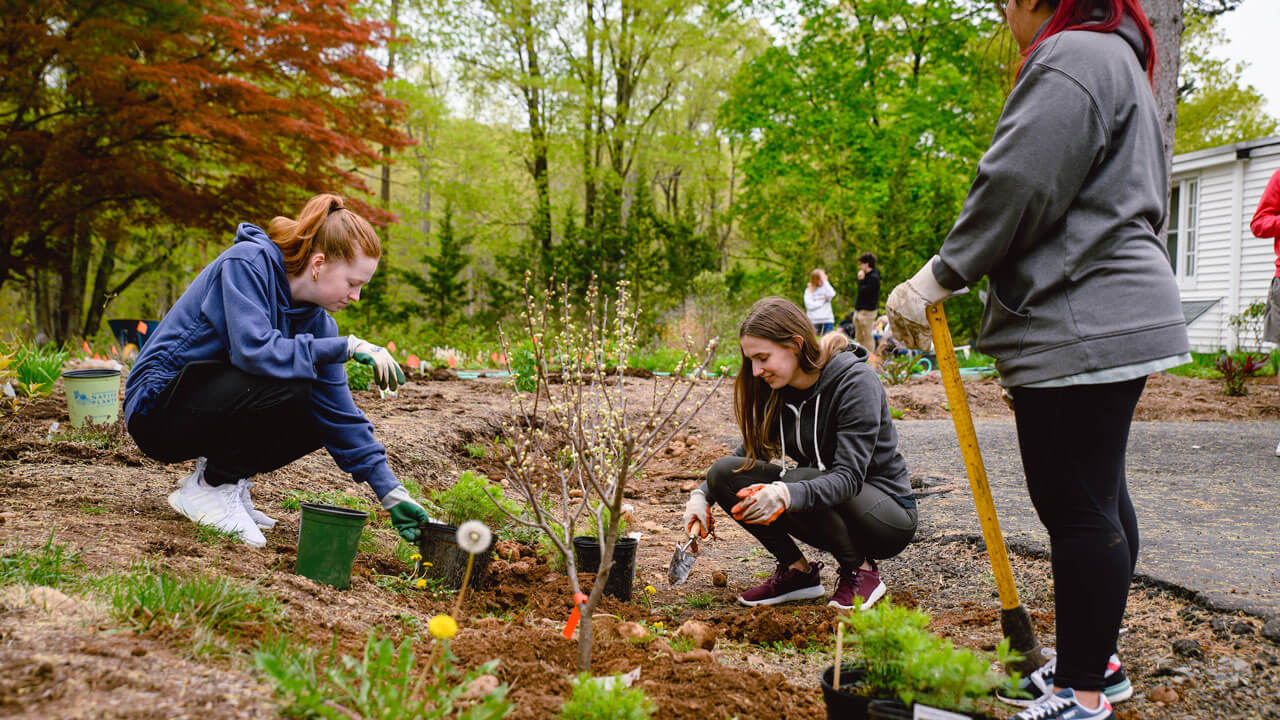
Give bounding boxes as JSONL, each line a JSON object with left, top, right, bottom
{"left": 380, "top": 0, "right": 401, "bottom": 248}
{"left": 582, "top": 0, "right": 597, "bottom": 231}
{"left": 82, "top": 233, "right": 120, "bottom": 339}
{"left": 1142, "top": 0, "right": 1182, "bottom": 228}
{"left": 522, "top": 11, "right": 553, "bottom": 255}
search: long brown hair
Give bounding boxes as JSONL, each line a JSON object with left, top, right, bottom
{"left": 735, "top": 297, "right": 850, "bottom": 464}
{"left": 267, "top": 193, "right": 381, "bottom": 277}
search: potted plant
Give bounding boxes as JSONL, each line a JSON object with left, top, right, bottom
{"left": 821, "top": 601, "right": 1024, "bottom": 720}
{"left": 572, "top": 503, "right": 637, "bottom": 601}
{"left": 416, "top": 470, "right": 519, "bottom": 588}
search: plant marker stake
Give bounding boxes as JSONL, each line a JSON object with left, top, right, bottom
{"left": 562, "top": 592, "right": 589, "bottom": 639}
{"left": 136, "top": 320, "right": 147, "bottom": 334}
{"left": 834, "top": 623, "right": 843, "bottom": 688}
{"left": 925, "top": 300, "right": 1048, "bottom": 677}
{"left": 82, "top": 340, "right": 91, "bottom": 354}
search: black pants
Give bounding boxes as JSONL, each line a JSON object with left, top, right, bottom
{"left": 704, "top": 456, "right": 918, "bottom": 572}
{"left": 128, "top": 361, "right": 322, "bottom": 486}
{"left": 1009, "top": 377, "right": 1146, "bottom": 692}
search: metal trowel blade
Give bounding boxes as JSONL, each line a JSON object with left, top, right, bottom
{"left": 667, "top": 536, "right": 697, "bottom": 585}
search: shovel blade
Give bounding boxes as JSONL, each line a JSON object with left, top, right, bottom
{"left": 667, "top": 549, "right": 695, "bottom": 585}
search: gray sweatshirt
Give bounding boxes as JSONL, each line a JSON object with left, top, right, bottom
{"left": 931, "top": 16, "right": 1189, "bottom": 387}
{"left": 703, "top": 344, "right": 914, "bottom": 512}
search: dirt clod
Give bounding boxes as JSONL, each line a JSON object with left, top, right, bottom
{"left": 675, "top": 620, "right": 717, "bottom": 651}
{"left": 711, "top": 571, "right": 728, "bottom": 587}
{"left": 1149, "top": 686, "right": 1180, "bottom": 704}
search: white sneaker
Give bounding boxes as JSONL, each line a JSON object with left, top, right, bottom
{"left": 237, "top": 479, "right": 277, "bottom": 530}
{"left": 168, "top": 461, "right": 266, "bottom": 548}
{"left": 1274, "top": 438, "right": 1279, "bottom": 457}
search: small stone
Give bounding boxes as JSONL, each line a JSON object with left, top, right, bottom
{"left": 1210, "top": 617, "right": 1230, "bottom": 633}
{"left": 712, "top": 572, "right": 728, "bottom": 587}
{"left": 1229, "top": 620, "right": 1254, "bottom": 635}
{"left": 474, "top": 617, "right": 504, "bottom": 630}
{"left": 680, "top": 480, "right": 699, "bottom": 492}
{"left": 1171, "top": 639, "right": 1202, "bottom": 658}
{"left": 648, "top": 498, "right": 660, "bottom": 505}
{"left": 675, "top": 620, "right": 717, "bottom": 651}
{"left": 462, "top": 674, "right": 501, "bottom": 699}
{"left": 131, "top": 647, "right": 147, "bottom": 657}
{"left": 642, "top": 521, "right": 664, "bottom": 533}
{"left": 1263, "top": 618, "right": 1280, "bottom": 645}
{"left": 569, "top": 489, "right": 584, "bottom": 498}
{"left": 1149, "top": 685, "right": 1179, "bottom": 704}
{"left": 676, "top": 648, "right": 713, "bottom": 663}
{"left": 616, "top": 622, "right": 648, "bottom": 641}
{"left": 746, "top": 654, "right": 766, "bottom": 666}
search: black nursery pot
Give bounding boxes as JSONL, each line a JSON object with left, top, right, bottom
{"left": 416, "top": 521, "right": 492, "bottom": 589}
{"left": 571, "top": 536, "right": 638, "bottom": 601}
{"left": 868, "top": 699, "right": 912, "bottom": 720}
{"left": 820, "top": 664, "right": 872, "bottom": 720}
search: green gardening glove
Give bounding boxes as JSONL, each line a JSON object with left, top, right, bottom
{"left": 346, "top": 335, "right": 406, "bottom": 391}
{"left": 380, "top": 486, "right": 430, "bottom": 542}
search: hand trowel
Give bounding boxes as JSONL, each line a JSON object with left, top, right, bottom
{"left": 667, "top": 533, "right": 699, "bottom": 585}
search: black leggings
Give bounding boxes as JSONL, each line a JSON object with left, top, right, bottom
{"left": 128, "top": 361, "right": 322, "bottom": 486}
{"left": 1009, "top": 377, "right": 1146, "bottom": 692}
{"left": 704, "top": 456, "right": 918, "bottom": 572}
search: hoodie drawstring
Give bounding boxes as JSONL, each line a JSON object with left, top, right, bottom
{"left": 780, "top": 396, "right": 825, "bottom": 476}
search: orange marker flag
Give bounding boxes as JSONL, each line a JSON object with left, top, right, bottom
{"left": 448, "top": 355, "right": 457, "bottom": 369}
{"left": 407, "top": 354, "right": 420, "bottom": 370}
{"left": 562, "top": 592, "right": 590, "bottom": 639}
{"left": 110, "top": 345, "right": 118, "bottom": 356}
{"left": 82, "top": 340, "right": 91, "bottom": 354}
{"left": 136, "top": 320, "right": 148, "bottom": 334}
{"left": 387, "top": 340, "right": 397, "bottom": 354}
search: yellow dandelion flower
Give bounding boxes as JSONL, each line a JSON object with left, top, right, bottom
{"left": 415, "top": 578, "right": 427, "bottom": 589}
{"left": 428, "top": 614, "right": 458, "bottom": 640}
{"left": 644, "top": 585, "right": 656, "bottom": 595}
{"left": 653, "top": 621, "right": 664, "bottom": 630}
{"left": 410, "top": 553, "right": 422, "bottom": 561}
{"left": 423, "top": 561, "right": 433, "bottom": 568}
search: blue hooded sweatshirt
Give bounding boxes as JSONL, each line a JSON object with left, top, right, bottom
{"left": 124, "top": 223, "right": 400, "bottom": 499}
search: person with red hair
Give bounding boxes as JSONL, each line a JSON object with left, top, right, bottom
{"left": 886, "top": 0, "right": 1188, "bottom": 718}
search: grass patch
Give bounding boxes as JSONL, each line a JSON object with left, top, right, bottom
{"left": 668, "top": 635, "right": 697, "bottom": 653}
{"left": 194, "top": 523, "right": 242, "bottom": 546}
{"left": 0, "top": 531, "right": 84, "bottom": 587}
{"left": 105, "top": 562, "right": 286, "bottom": 657}
{"left": 253, "top": 629, "right": 510, "bottom": 719}
{"left": 464, "top": 442, "right": 488, "bottom": 458}
{"left": 684, "top": 592, "right": 714, "bottom": 609}
{"left": 79, "top": 503, "right": 106, "bottom": 515}
{"left": 280, "top": 490, "right": 375, "bottom": 515}
{"left": 51, "top": 419, "right": 130, "bottom": 450}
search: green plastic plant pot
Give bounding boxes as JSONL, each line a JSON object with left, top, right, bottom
{"left": 296, "top": 503, "right": 368, "bottom": 589}
{"left": 61, "top": 368, "right": 122, "bottom": 428}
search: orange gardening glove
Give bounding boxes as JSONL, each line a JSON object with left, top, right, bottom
{"left": 682, "top": 489, "right": 715, "bottom": 538}
{"left": 731, "top": 482, "right": 791, "bottom": 525}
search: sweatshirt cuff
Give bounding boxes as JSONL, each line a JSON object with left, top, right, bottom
{"left": 364, "top": 462, "right": 400, "bottom": 501}
{"left": 314, "top": 335, "right": 351, "bottom": 365}
{"left": 931, "top": 257, "right": 969, "bottom": 292}
{"left": 787, "top": 482, "right": 813, "bottom": 512}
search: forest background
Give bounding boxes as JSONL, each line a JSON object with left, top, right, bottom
{"left": 1, "top": 0, "right": 1274, "bottom": 363}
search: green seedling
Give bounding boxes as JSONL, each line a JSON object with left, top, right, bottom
{"left": 685, "top": 592, "right": 714, "bottom": 609}
{"left": 195, "top": 523, "right": 241, "bottom": 546}
{"left": 0, "top": 530, "right": 84, "bottom": 587}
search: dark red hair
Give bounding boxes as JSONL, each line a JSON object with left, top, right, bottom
{"left": 1022, "top": 0, "right": 1157, "bottom": 85}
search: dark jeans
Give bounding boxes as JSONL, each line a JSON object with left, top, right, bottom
{"left": 128, "top": 361, "right": 321, "bottom": 486}
{"left": 1009, "top": 377, "right": 1146, "bottom": 692}
{"left": 704, "top": 456, "right": 918, "bottom": 572}
{"left": 812, "top": 322, "right": 834, "bottom": 335}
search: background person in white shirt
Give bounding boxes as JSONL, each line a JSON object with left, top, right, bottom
{"left": 804, "top": 268, "right": 837, "bottom": 335}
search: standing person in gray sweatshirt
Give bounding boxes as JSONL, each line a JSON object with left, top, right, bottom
{"left": 886, "top": 1, "right": 1189, "bottom": 719}
{"left": 681, "top": 297, "right": 917, "bottom": 611}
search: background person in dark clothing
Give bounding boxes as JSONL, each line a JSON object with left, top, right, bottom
{"left": 853, "top": 253, "right": 881, "bottom": 352}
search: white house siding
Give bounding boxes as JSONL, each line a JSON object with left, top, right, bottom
{"left": 1171, "top": 136, "right": 1280, "bottom": 351}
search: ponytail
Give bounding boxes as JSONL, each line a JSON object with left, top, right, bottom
{"left": 267, "top": 194, "right": 381, "bottom": 277}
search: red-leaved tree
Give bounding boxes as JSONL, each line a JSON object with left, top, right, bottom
{"left": 0, "top": 0, "right": 412, "bottom": 341}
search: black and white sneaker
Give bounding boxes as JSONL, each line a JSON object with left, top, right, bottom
{"left": 998, "top": 654, "right": 1132, "bottom": 708}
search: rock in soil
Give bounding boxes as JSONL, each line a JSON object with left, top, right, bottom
{"left": 675, "top": 620, "right": 717, "bottom": 651}
{"left": 1172, "top": 638, "right": 1203, "bottom": 658}
{"left": 1149, "top": 685, "right": 1180, "bottom": 704}
{"left": 616, "top": 621, "right": 648, "bottom": 641}
{"left": 1263, "top": 618, "right": 1280, "bottom": 645}
{"left": 711, "top": 571, "right": 728, "bottom": 587}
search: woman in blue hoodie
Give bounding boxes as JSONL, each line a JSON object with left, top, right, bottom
{"left": 682, "top": 297, "right": 917, "bottom": 610}
{"left": 125, "top": 193, "right": 428, "bottom": 549}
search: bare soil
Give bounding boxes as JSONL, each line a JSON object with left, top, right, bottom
{"left": 0, "top": 371, "right": 1277, "bottom": 718}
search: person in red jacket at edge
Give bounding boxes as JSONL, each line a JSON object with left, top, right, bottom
{"left": 1250, "top": 167, "right": 1280, "bottom": 457}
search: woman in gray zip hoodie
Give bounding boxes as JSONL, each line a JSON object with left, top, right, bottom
{"left": 886, "top": 1, "right": 1189, "bottom": 718}
{"left": 682, "top": 297, "right": 917, "bottom": 611}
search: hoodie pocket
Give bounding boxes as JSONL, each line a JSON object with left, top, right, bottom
{"left": 975, "top": 286, "right": 1031, "bottom": 358}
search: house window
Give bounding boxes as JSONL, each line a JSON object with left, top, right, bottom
{"left": 1167, "top": 178, "right": 1199, "bottom": 279}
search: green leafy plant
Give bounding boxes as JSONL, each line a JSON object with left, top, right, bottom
{"left": 280, "top": 490, "right": 375, "bottom": 515}
{"left": 1215, "top": 351, "right": 1267, "bottom": 396}
{"left": 889, "top": 407, "right": 907, "bottom": 420}
{"left": 0, "top": 531, "right": 84, "bottom": 587}
{"left": 254, "top": 629, "right": 511, "bottom": 720}
{"left": 557, "top": 674, "right": 656, "bottom": 720}
{"left": 837, "top": 601, "right": 1022, "bottom": 713}
{"left": 346, "top": 359, "right": 375, "bottom": 391}
{"left": 508, "top": 341, "right": 537, "bottom": 393}
{"left": 430, "top": 470, "right": 525, "bottom": 533}
{"left": 465, "top": 442, "right": 488, "bottom": 459}
{"left": 52, "top": 418, "right": 130, "bottom": 450}
{"left": 685, "top": 592, "right": 714, "bottom": 609}
{"left": 879, "top": 353, "right": 925, "bottom": 386}
{"left": 13, "top": 343, "right": 67, "bottom": 396}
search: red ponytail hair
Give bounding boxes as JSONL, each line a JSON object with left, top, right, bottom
{"left": 1023, "top": 0, "right": 1157, "bottom": 85}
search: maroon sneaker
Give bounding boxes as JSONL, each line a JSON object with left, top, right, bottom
{"left": 828, "top": 564, "right": 887, "bottom": 610}
{"left": 738, "top": 561, "right": 826, "bottom": 607}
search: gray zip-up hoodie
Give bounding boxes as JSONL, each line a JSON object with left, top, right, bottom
{"left": 702, "top": 344, "right": 914, "bottom": 512}
{"left": 931, "top": 15, "right": 1189, "bottom": 386}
